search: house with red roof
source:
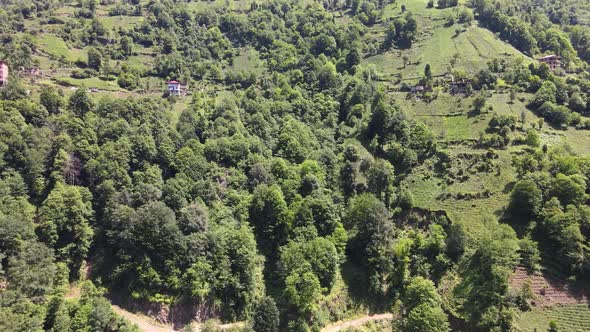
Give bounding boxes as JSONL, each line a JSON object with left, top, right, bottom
{"left": 167, "top": 80, "right": 187, "bottom": 96}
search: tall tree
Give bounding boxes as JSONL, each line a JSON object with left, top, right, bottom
{"left": 37, "top": 183, "right": 93, "bottom": 279}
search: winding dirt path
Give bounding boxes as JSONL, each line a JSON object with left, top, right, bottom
{"left": 321, "top": 313, "right": 393, "bottom": 332}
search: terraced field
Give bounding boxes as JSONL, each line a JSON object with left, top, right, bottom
{"left": 515, "top": 305, "right": 590, "bottom": 332}
{"left": 510, "top": 267, "right": 588, "bottom": 308}
{"left": 511, "top": 267, "right": 590, "bottom": 332}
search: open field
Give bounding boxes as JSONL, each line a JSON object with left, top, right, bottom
{"left": 366, "top": 0, "right": 529, "bottom": 82}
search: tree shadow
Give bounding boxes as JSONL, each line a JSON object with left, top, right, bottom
{"left": 503, "top": 181, "right": 516, "bottom": 194}
{"left": 340, "top": 260, "right": 385, "bottom": 313}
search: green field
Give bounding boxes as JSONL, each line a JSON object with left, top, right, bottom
{"left": 36, "top": 34, "right": 86, "bottom": 63}
{"left": 514, "top": 305, "right": 590, "bottom": 332}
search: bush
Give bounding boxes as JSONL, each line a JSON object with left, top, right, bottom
{"left": 70, "top": 69, "right": 98, "bottom": 79}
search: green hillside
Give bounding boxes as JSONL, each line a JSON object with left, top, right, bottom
{"left": 2, "top": 1, "right": 590, "bottom": 332}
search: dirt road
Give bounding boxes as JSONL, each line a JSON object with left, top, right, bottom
{"left": 111, "top": 305, "right": 246, "bottom": 332}
{"left": 321, "top": 313, "right": 393, "bottom": 332}
{"left": 112, "top": 305, "right": 174, "bottom": 332}
{"left": 112, "top": 303, "right": 390, "bottom": 332}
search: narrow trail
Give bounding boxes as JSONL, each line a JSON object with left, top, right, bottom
{"left": 321, "top": 313, "right": 393, "bottom": 332}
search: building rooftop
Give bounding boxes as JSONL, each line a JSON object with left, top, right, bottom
{"left": 538, "top": 54, "right": 559, "bottom": 60}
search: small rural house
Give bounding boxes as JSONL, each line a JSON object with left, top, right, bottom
{"left": 411, "top": 85, "right": 425, "bottom": 94}
{"left": 537, "top": 54, "right": 560, "bottom": 70}
{"left": 167, "top": 80, "right": 187, "bottom": 96}
{"left": 0, "top": 61, "right": 8, "bottom": 86}
{"left": 450, "top": 79, "right": 472, "bottom": 94}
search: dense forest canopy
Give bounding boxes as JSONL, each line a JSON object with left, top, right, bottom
{"left": 2, "top": 0, "right": 590, "bottom": 331}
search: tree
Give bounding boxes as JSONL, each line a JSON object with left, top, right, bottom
{"left": 458, "top": 221, "right": 519, "bottom": 330}
{"left": 345, "top": 47, "right": 361, "bottom": 71}
{"left": 525, "top": 129, "right": 540, "bottom": 147}
{"left": 402, "top": 304, "right": 449, "bottom": 332}
{"left": 40, "top": 86, "right": 64, "bottom": 114}
{"left": 252, "top": 297, "right": 279, "bottom": 332}
{"left": 473, "top": 95, "right": 486, "bottom": 113}
{"left": 424, "top": 64, "right": 432, "bottom": 81}
{"left": 548, "top": 173, "right": 586, "bottom": 206}
{"left": 509, "top": 179, "right": 542, "bottom": 219}
{"left": 345, "top": 194, "right": 394, "bottom": 295}
{"left": 510, "top": 89, "right": 517, "bottom": 103}
{"left": 37, "top": 183, "right": 93, "bottom": 279}
{"left": 399, "top": 277, "right": 449, "bottom": 332}
{"left": 530, "top": 81, "right": 557, "bottom": 109}
{"left": 383, "top": 23, "right": 396, "bottom": 49}
{"left": 121, "top": 36, "right": 133, "bottom": 57}
{"left": 87, "top": 48, "right": 102, "bottom": 71}
{"left": 519, "top": 236, "right": 540, "bottom": 272}
{"left": 284, "top": 269, "right": 321, "bottom": 315}
{"left": 280, "top": 238, "right": 339, "bottom": 291}
{"left": 68, "top": 88, "right": 94, "bottom": 116}
{"left": 403, "top": 276, "right": 441, "bottom": 309}
{"left": 249, "top": 185, "right": 290, "bottom": 259}
{"left": 6, "top": 241, "right": 56, "bottom": 301}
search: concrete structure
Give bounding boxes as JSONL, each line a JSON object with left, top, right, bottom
{"left": 167, "top": 80, "right": 187, "bottom": 96}
{"left": 20, "top": 67, "right": 42, "bottom": 77}
{"left": 538, "top": 54, "right": 561, "bottom": 70}
{"left": 0, "top": 61, "right": 8, "bottom": 86}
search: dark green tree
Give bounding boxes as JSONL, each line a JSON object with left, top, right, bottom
{"left": 252, "top": 296, "right": 279, "bottom": 332}
{"left": 37, "top": 183, "right": 93, "bottom": 279}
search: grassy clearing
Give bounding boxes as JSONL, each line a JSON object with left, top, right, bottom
{"left": 124, "top": 55, "right": 153, "bottom": 73}
{"left": 36, "top": 34, "right": 85, "bottom": 62}
{"left": 187, "top": 0, "right": 250, "bottom": 12}
{"left": 100, "top": 16, "right": 144, "bottom": 30}
{"left": 54, "top": 6, "right": 76, "bottom": 17}
{"left": 53, "top": 76, "right": 122, "bottom": 91}
{"left": 395, "top": 93, "right": 488, "bottom": 141}
{"left": 514, "top": 305, "right": 590, "bottom": 332}
{"left": 403, "top": 146, "right": 515, "bottom": 238}
{"left": 366, "top": 25, "right": 527, "bottom": 80}
{"left": 229, "top": 47, "right": 266, "bottom": 75}
{"left": 170, "top": 99, "right": 190, "bottom": 128}
{"left": 369, "top": 0, "right": 528, "bottom": 81}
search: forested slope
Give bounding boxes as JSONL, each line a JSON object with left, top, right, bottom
{"left": 1, "top": 1, "right": 590, "bottom": 332}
